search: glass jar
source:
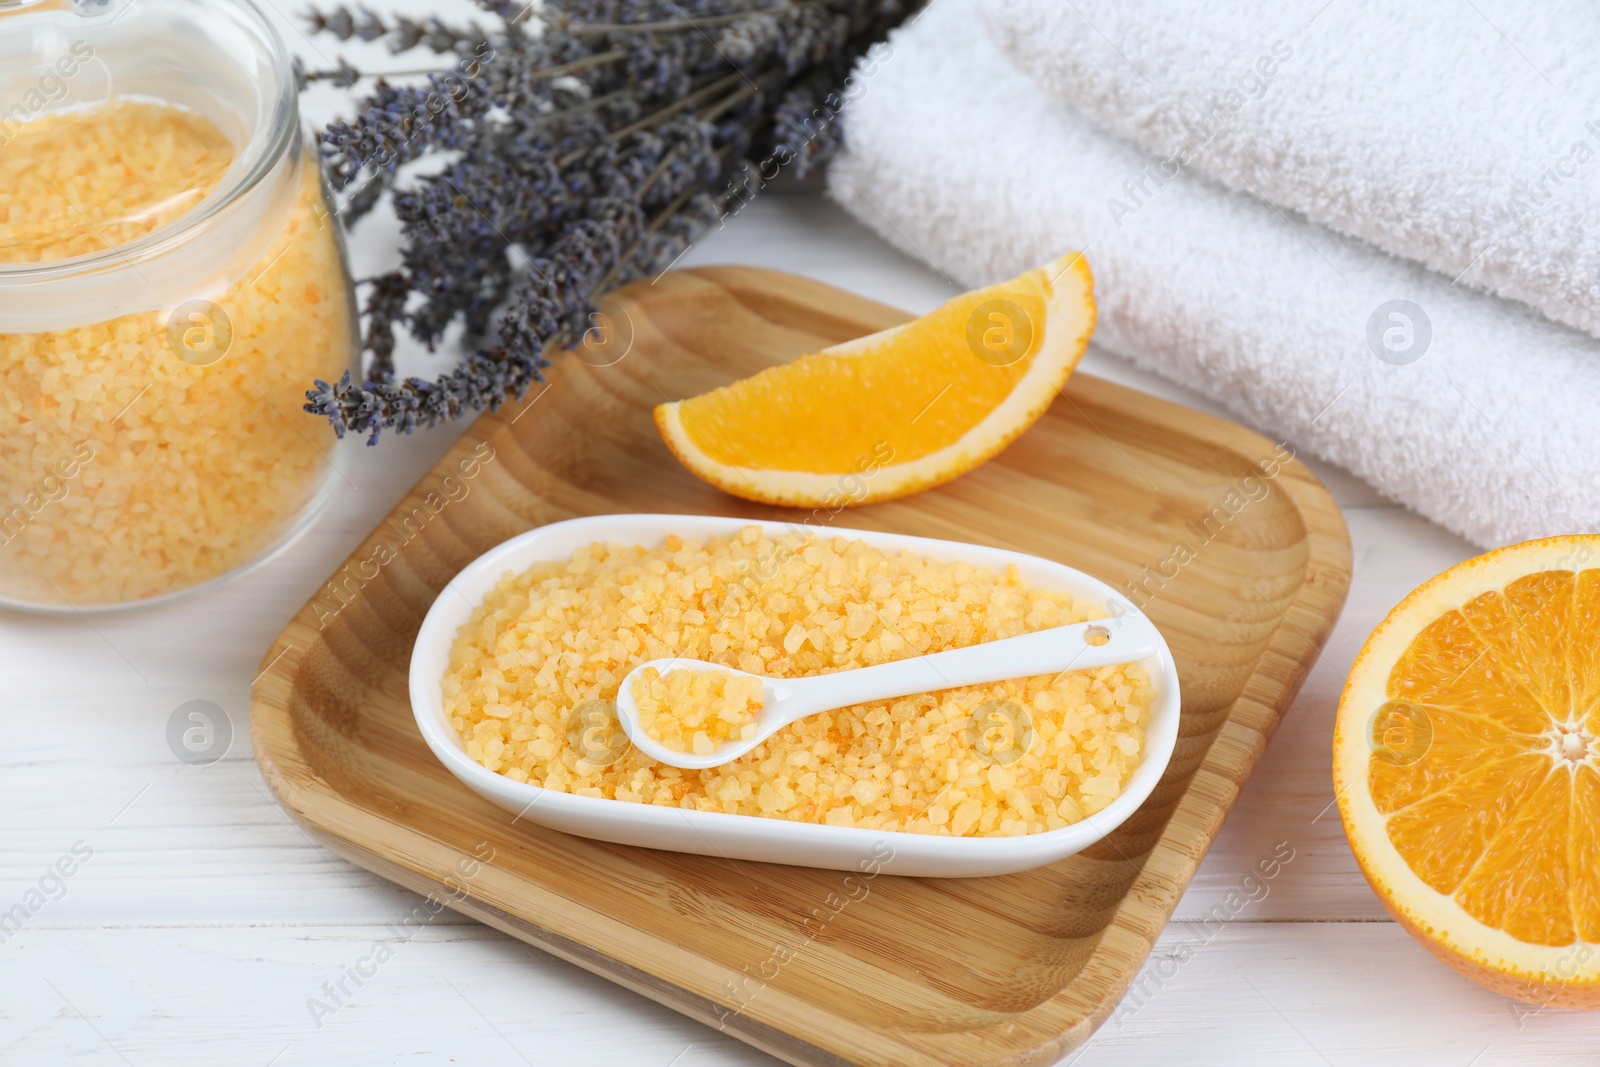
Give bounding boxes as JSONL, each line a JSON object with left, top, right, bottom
{"left": 0, "top": 0, "right": 356, "bottom": 611}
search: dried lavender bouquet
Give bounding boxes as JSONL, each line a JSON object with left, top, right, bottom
{"left": 301, "top": 0, "right": 921, "bottom": 443}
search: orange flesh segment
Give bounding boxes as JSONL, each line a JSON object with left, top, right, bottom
{"left": 1455, "top": 766, "right": 1572, "bottom": 945}
{"left": 1367, "top": 704, "right": 1540, "bottom": 813}
{"left": 1385, "top": 608, "right": 1550, "bottom": 733}
{"left": 1573, "top": 569, "right": 1600, "bottom": 724}
{"left": 1377, "top": 568, "right": 1600, "bottom": 948}
{"left": 675, "top": 277, "right": 1050, "bottom": 471}
{"left": 1571, "top": 766, "right": 1600, "bottom": 941}
{"left": 1461, "top": 571, "right": 1573, "bottom": 720}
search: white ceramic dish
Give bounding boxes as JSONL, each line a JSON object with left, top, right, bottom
{"left": 409, "top": 514, "right": 1182, "bottom": 878}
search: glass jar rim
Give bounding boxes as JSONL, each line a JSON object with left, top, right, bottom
{"left": 0, "top": 0, "right": 300, "bottom": 282}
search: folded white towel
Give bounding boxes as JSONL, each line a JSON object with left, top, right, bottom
{"left": 827, "top": 0, "right": 1600, "bottom": 548}
{"left": 983, "top": 0, "right": 1600, "bottom": 341}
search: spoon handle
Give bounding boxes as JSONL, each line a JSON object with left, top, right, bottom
{"left": 777, "top": 615, "right": 1163, "bottom": 720}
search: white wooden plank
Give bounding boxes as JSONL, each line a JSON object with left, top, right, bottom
{"left": 1079, "top": 922, "right": 1600, "bottom": 1066}
{"left": 0, "top": 925, "right": 772, "bottom": 1067}
{"left": 3, "top": 923, "right": 1593, "bottom": 1066}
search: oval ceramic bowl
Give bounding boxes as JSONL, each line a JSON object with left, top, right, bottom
{"left": 409, "top": 514, "right": 1181, "bottom": 878}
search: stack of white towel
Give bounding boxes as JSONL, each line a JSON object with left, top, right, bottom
{"left": 829, "top": 0, "right": 1600, "bottom": 547}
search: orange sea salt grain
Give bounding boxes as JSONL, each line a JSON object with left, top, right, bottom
{"left": 442, "top": 527, "right": 1152, "bottom": 836}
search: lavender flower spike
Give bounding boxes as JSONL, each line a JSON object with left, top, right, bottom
{"left": 304, "top": 0, "right": 927, "bottom": 442}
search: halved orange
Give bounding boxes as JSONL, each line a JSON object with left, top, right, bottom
{"left": 1335, "top": 536, "right": 1600, "bottom": 1007}
{"left": 654, "top": 255, "right": 1094, "bottom": 507}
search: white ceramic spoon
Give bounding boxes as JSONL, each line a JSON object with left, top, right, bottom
{"left": 614, "top": 614, "right": 1163, "bottom": 769}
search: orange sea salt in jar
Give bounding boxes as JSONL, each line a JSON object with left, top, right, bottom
{"left": 0, "top": 0, "right": 356, "bottom": 610}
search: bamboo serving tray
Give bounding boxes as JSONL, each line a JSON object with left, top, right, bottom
{"left": 252, "top": 267, "right": 1351, "bottom": 1066}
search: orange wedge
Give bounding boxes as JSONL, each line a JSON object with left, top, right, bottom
{"left": 654, "top": 255, "right": 1094, "bottom": 507}
{"left": 1335, "top": 536, "right": 1600, "bottom": 1007}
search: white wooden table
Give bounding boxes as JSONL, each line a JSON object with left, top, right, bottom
{"left": 4, "top": 6, "right": 1596, "bottom": 1064}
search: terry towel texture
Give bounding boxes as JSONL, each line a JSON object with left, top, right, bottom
{"left": 827, "top": 0, "right": 1600, "bottom": 549}
{"left": 984, "top": 0, "right": 1600, "bottom": 341}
